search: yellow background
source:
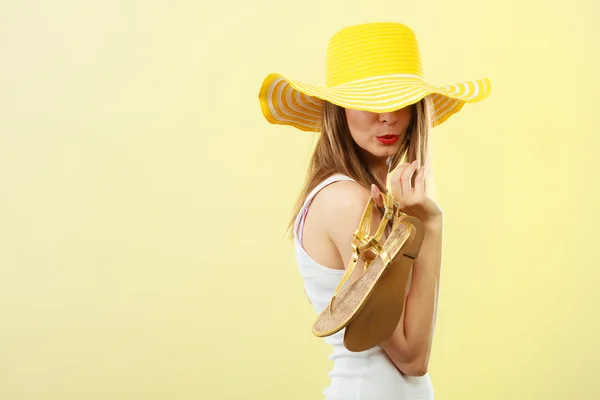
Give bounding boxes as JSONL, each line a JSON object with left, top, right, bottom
{"left": 1, "top": 1, "right": 598, "bottom": 399}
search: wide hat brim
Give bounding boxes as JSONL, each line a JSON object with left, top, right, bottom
{"left": 259, "top": 73, "right": 491, "bottom": 132}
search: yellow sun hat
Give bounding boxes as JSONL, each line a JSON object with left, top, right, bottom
{"left": 258, "top": 22, "right": 491, "bottom": 131}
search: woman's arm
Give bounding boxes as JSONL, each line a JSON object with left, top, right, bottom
{"left": 374, "top": 160, "right": 444, "bottom": 376}
{"left": 380, "top": 219, "right": 443, "bottom": 376}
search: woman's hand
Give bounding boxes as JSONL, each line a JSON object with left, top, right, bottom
{"left": 370, "top": 160, "right": 443, "bottom": 229}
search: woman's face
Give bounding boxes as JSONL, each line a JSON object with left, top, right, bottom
{"left": 345, "top": 106, "right": 413, "bottom": 161}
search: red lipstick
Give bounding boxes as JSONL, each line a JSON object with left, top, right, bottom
{"left": 376, "top": 135, "right": 399, "bottom": 145}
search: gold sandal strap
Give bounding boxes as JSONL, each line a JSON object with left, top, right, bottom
{"left": 358, "top": 239, "right": 391, "bottom": 266}
{"left": 328, "top": 238, "right": 360, "bottom": 313}
{"left": 355, "top": 192, "right": 395, "bottom": 253}
{"left": 328, "top": 232, "right": 393, "bottom": 314}
{"left": 328, "top": 197, "right": 379, "bottom": 313}
{"left": 328, "top": 205, "right": 397, "bottom": 313}
{"left": 356, "top": 198, "right": 375, "bottom": 234}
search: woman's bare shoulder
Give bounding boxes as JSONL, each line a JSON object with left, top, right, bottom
{"left": 310, "top": 180, "right": 377, "bottom": 237}
{"left": 312, "top": 180, "right": 371, "bottom": 212}
{"left": 306, "top": 179, "right": 382, "bottom": 270}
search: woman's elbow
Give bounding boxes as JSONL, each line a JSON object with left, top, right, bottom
{"left": 382, "top": 340, "right": 430, "bottom": 377}
{"left": 402, "top": 365, "right": 428, "bottom": 377}
{"left": 399, "top": 357, "right": 429, "bottom": 377}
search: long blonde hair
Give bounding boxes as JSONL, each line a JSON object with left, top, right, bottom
{"left": 286, "top": 96, "right": 436, "bottom": 239}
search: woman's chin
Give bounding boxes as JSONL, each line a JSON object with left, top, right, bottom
{"left": 358, "top": 143, "right": 402, "bottom": 164}
{"left": 373, "top": 144, "right": 401, "bottom": 158}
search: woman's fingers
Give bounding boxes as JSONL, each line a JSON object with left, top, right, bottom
{"left": 390, "top": 160, "right": 425, "bottom": 210}
{"left": 391, "top": 162, "right": 411, "bottom": 199}
{"left": 413, "top": 162, "right": 426, "bottom": 196}
{"left": 370, "top": 184, "right": 385, "bottom": 210}
{"left": 388, "top": 159, "right": 441, "bottom": 223}
{"left": 401, "top": 161, "right": 420, "bottom": 201}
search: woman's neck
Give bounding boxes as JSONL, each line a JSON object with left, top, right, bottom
{"left": 369, "top": 157, "right": 391, "bottom": 187}
{"left": 357, "top": 148, "right": 392, "bottom": 187}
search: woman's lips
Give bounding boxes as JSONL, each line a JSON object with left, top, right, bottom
{"left": 376, "top": 135, "right": 399, "bottom": 144}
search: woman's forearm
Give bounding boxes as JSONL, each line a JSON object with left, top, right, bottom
{"left": 381, "top": 219, "right": 443, "bottom": 375}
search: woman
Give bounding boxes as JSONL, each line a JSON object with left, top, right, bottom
{"left": 258, "top": 22, "right": 490, "bottom": 399}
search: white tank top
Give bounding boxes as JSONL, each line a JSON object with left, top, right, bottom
{"left": 293, "top": 174, "right": 435, "bottom": 400}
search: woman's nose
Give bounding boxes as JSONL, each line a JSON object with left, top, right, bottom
{"left": 379, "top": 112, "right": 398, "bottom": 125}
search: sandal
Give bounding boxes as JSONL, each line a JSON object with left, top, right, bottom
{"left": 312, "top": 160, "right": 425, "bottom": 352}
